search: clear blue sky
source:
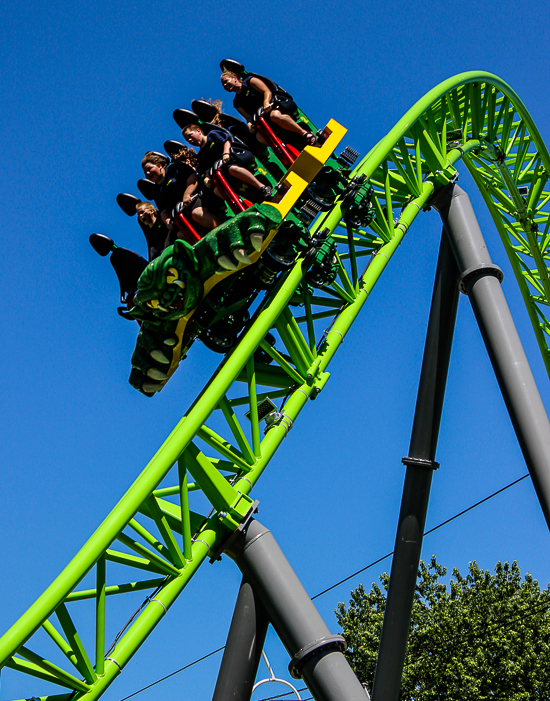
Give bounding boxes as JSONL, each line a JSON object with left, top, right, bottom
{"left": 2, "top": 0, "right": 550, "bottom": 699}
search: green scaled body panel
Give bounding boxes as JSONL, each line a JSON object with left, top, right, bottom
{"left": 132, "top": 204, "right": 283, "bottom": 321}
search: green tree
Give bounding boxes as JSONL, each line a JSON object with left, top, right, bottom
{"left": 335, "top": 557, "right": 550, "bottom": 700}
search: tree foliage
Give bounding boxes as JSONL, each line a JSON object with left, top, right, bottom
{"left": 335, "top": 557, "right": 550, "bottom": 700}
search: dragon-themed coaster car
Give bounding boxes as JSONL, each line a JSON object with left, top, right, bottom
{"left": 90, "top": 60, "right": 375, "bottom": 396}
{"left": 128, "top": 120, "right": 351, "bottom": 396}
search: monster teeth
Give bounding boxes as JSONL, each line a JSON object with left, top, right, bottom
{"left": 173, "top": 280, "right": 185, "bottom": 288}
{"left": 163, "top": 337, "right": 177, "bottom": 346}
{"left": 147, "top": 368, "right": 169, "bottom": 381}
{"left": 150, "top": 350, "right": 171, "bottom": 364}
{"left": 158, "top": 305, "right": 169, "bottom": 313}
{"left": 142, "top": 382, "right": 162, "bottom": 393}
{"left": 250, "top": 233, "right": 263, "bottom": 252}
{"left": 217, "top": 255, "right": 238, "bottom": 270}
{"left": 233, "top": 249, "right": 252, "bottom": 265}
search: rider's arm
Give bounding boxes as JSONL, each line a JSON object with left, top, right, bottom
{"left": 209, "top": 130, "right": 231, "bottom": 160}
{"left": 236, "top": 106, "right": 255, "bottom": 132}
{"left": 183, "top": 174, "right": 199, "bottom": 206}
{"left": 222, "top": 137, "right": 231, "bottom": 163}
{"left": 160, "top": 209, "right": 173, "bottom": 230}
{"left": 249, "top": 77, "right": 273, "bottom": 111}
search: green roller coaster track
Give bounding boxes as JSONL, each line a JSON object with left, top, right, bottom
{"left": 2, "top": 70, "right": 550, "bottom": 701}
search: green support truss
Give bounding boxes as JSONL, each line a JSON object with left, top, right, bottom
{"left": 2, "top": 71, "right": 550, "bottom": 701}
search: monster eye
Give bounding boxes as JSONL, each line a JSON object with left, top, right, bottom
{"left": 147, "top": 299, "right": 160, "bottom": 309}
{"left": 167, "top": 267, "right": 185, "bottom": 289}
{"left": 166, "top": 267, "right": 179, "bottom": 283}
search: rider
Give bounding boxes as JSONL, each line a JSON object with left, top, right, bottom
{"left": 179, "top": 125, "right": 266, "bottom": 271}
{"left": 141, "top": 151, "right": 223, "bottom": 233}
{"left": 181, "top": 123, "right": 272, "bottom": 200}
{"left": 135, "top": 201, "right": 171, "bottom": 260}
{"left": 220, "top": 70, "right": 316, "bottom": 146}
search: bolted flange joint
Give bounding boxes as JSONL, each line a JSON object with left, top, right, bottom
{"left": 402, "top": 456, "right": 440, "bottom": 470}
{"left": 288, "top": 634, "right": 347, "bottom": 679}
{"left": 458, "top": 263, "right": 503, "bottom": 295}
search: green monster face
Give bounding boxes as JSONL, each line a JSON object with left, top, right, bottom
{"left": 131, "top": 204, "right": 283, "bottom": 322}
{"left": 132, "top": 240, "right": 204, "bottom": 321}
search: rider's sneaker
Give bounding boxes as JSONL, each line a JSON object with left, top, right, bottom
{"left": 259, "top": 185, "right": 273, "bottom": 199}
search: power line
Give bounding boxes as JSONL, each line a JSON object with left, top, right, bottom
{"left": 223, "top": 596, "right": 550, "bottom": 701}
{"left": 259, "top": 695, "right": 313, "bottom": 701}
{"left": 423, "top": 473, "right": 529, "bottom": 537}
{"left": 117, "top": 472, "right": 530, "bottom": 700}
{"left": 313, "top": 473, "right": 530, "bottom": 600}
{"left": 255, "top": 689, "right": 308, "bottom": 701}
{"left": 118, "top": 647, "right": 225, "bottom": 701}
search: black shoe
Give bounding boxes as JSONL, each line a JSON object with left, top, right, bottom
{"left": 259, "top": 185, "right": 273, "bottom": 199}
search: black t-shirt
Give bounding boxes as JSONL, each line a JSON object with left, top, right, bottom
{"left": 138, "top": 217, "right": 170, "bottom": 260}
{"left": 233, "top": 75, "right": 296, "bottom": 118}
{"left": 196, "top": 130, "right": 229, "bottom": 174}
{"left": 152, "top": 161, "right": 194, "bottom": 213}
{"left": 233, "top": 76, "right": 263, "bottom": 115}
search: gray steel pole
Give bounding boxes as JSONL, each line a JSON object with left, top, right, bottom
{"left": 433, "top": 184, "right": 550, "bottom": 527}
{"left": 227, "top": 519, "right": 367, "bottom": 701}
{"left": 371, "top": 231, "right": 460, "bottom": 701}
{"left": 212, "top": 578, "right": 269, "bottom": 701}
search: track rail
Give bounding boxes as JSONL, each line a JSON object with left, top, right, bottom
{"left": 2, "top": 71, "right": 550, "bottom": 701}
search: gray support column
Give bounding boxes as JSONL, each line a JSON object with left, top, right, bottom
{"left": 371, "top": 231, "right": 460, "bottom": 701}
{"left": 433, "top": 184, "right": 550, "bottom": 528}
{"left": 227, "top": 519, "right": 367, "bottom": 701}
{"left": 212, "top": 578, "right": 269, "bottom": 701}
